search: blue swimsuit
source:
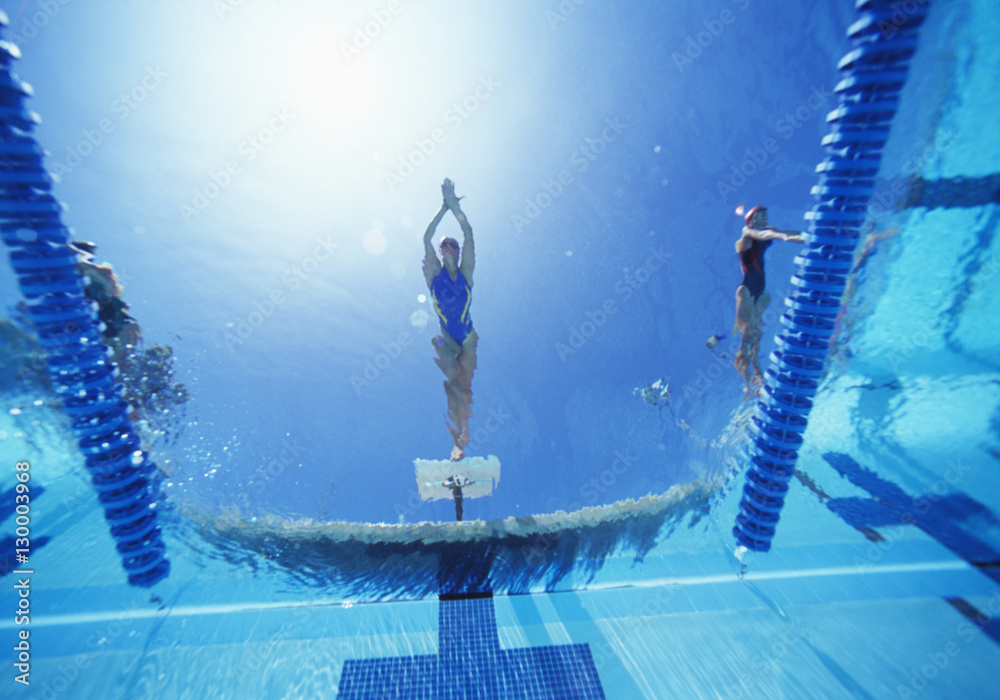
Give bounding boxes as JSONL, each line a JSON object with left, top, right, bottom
{"left": 431, "top": 268, "right": 473, "bottom": 345}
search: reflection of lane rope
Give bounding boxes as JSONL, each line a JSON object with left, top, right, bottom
{"left": 190, "top": 478, "right": 718, "bottom": 597}
{"left": 901, "top": 173, "right": 1000, "bottom": 211}
{"left": 316, "top": 478, "right": 338, "bottom": 521}
{"left": 941, "top": 206, "right": 1000, "bottom": 372}
{"left": 0, "top": 15, "right": 169, "bottom": 586}
{"left": 733, "top": 0, "right": 928, "bottom": 554}
{"left": 707, "top": 399, "right": 757, "bottom": 513}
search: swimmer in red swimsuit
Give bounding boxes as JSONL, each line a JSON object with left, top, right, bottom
{"left": 733, "top": 206, "right": 804, "bottom": 387}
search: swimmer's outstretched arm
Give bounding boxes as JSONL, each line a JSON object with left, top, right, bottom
{"left": 735, "top": 224, "right": 803, "bottom": 254}
{"left": 744, "top": 225, "right": 804, "bottom": 243}
{"left": 423, "top": 201, "right": 449, "bottom": 287}
{"left": 443, "top": 178, "right": 475, "bottom": 283}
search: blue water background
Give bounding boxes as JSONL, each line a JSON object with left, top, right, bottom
{"left": 0, "top": 0, "right": 859, "bottom": 525}
{"left": 1, "top": 1, "right": 1000, "bottom": 697}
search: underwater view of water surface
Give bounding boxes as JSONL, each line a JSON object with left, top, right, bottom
{"left": 0, "top": 0, "right": 999, "bottom": 697}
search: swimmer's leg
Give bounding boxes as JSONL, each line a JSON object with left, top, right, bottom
{"left": 735, "top": 332, "right": 759, "bottom": 385}
{"left": 448, "top": 330, "right": 478, "bottom": 460}
{"left": 456, "top": 329, "right": 478, "bottom": 405}
{"left": 749, "top": 290, "right": 771, "bottom": 383}
{"left": 432, "top": 333, "right": 464, "bottom": 458}
{"left": 433, "top": 334, "right": 460, "bottom": 383}
{"left": 434, "top": 332, "right": 475, "bottom": 460}
{"left": 734, "top": 285, "right": 752, "bottom": 337}
{"left": 753, "top": 289, "right": 772, "bottom": 318}
{"left": 733, "top": 286, "right": 755, "bottom": 383}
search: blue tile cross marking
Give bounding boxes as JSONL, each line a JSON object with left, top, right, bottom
{"left": 338, "top": 592, "right": 606, "bottom": 699}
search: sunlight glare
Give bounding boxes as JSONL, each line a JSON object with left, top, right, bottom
{"left": 289, "top": 39, "right": 374, "bottom": 131}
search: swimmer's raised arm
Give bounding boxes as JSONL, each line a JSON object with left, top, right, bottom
{"left": 443, "top": 178, "right": 475, "bottom": 283}
{"left": 423, "top": 201, "right": 449, "bottom": 287}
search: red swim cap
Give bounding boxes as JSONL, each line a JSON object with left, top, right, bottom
{"left": 744, "top": 205, "right": 764, "bottom": 226}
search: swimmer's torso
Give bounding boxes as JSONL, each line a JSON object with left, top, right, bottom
{"left": 739, "top": 237, "right": 771, "bottom": 300}
{"left": 431, "top": 268, "right": 473, "bottom": 344}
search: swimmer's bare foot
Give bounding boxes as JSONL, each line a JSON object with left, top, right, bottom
{"left": 743, "top": 377, "right": 763, "bottom": 398}
{"left": 450, "top": 445, "right": 465, "bottom": 461}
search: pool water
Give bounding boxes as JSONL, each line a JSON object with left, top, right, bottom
{"left": 1, "top": 0, "right": 999, "bottom": 698}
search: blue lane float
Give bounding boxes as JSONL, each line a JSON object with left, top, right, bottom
{"left": 733, "top": 0, "right": 928, "bottom": 553}
{"left": 0, "top": 12, "right": 169, "bottom": 586}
